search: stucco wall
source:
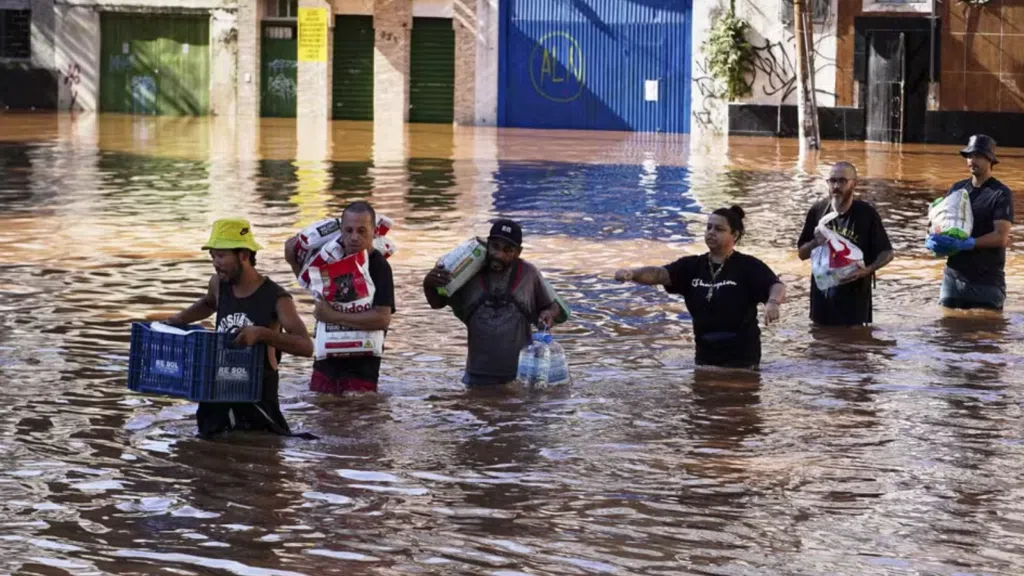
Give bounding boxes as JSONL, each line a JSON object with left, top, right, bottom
{"left": 691, "top": 0, "right": 840, "bottom": 134}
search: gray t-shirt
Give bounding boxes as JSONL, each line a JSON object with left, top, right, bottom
{"left": 449, "top": 260, "right": 556, "bottom": 386}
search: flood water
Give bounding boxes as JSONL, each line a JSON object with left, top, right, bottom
{"left": 2, "top": 113, "right": 1024, "bottom": 575}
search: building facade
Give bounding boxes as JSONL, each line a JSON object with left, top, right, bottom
{"left": 0, "top": 0, "right": 698, "bottom": 134}
{"left": 1, "top": 0, "right": 1019, "bottom": 143}
{"left": 698, "top": 0, "right": 1024, "bottom": 146}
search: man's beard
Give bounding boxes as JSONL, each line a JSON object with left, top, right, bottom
{"left": 487, "top": 257, "right": 508, "bottom": 272}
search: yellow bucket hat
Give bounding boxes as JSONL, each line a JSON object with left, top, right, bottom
{"left": 201, "top": 218, "right": 264, "bottom": 252}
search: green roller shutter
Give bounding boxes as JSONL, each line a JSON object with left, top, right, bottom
{"left": 409, "top": 18, "right": 454, "bottom": 124}
{"left": 100, "top": 13, "right": 209, "bottom": 116}
{"left": 332, "top": 15, "right": 374, "bottom": 120}
{"left": 261, "top": 23, "right": 297, "bottom": 117}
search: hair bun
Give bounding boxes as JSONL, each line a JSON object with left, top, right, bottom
{"left": 728, "top": 205, "right": 746, "bottom": 220}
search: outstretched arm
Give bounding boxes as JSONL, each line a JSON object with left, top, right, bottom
{"left": 614, "top": 266, "right": 671, "bottom": 286}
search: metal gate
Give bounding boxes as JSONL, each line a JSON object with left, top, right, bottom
{"left": 261, "top": 23, "right": 297, "bottom": 118}
{"left": 332, "top": 16, "right": 374, "bottom": 120}
{"left": 866, "top": 32, "right": 905, "bottom": 143}
{"left": 409, "top": 18, "right": 454, "bottom": 124}
{"left": 99, "top": 13, "right": 210, "bottom": 116}
{"left": 498, "top": 0, "right": 692, "bottom": 133}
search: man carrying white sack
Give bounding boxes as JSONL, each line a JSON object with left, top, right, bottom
{"left": 284, "top": 201, "right": 395, "bottom": 394}
{"left": 796, "top": 161, "right": 894, "bottom": 326}
{"left": 926, "top": 134, "right": 1013, "bottom": 311}
{"left": 423, "top": 219, "right": 561, "bottom": 387}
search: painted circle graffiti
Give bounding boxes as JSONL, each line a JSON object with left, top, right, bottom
{"left": 529, "top": 32, "right": 585, "bottom": 103}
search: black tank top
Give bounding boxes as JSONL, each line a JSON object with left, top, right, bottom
{"left": 215, "top": 277, "right": 289, "bottom": 369}
{"left": 197, "top": 276, "right": 297, "bottom": 439}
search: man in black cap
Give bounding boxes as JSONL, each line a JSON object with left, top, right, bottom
{"left": 927, "top": 134, "right": 1014, "bottom": 310}
{"left": 423, "top": 219, "right": 561, "bottom": 386}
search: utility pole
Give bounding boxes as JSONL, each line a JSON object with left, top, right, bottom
{"left": 793, "top": 0, "right": 820, "bottom": 150}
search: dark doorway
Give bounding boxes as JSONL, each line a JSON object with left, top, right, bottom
{"left": 856, "top": 17, "right": 933, "bottom": 143}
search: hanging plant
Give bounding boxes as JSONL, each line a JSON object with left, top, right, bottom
{"left": 702, "top": 6, "right": 755, "bottom": 101}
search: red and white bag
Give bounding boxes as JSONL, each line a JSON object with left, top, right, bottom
{"left": 305, "top": 250, "right": 385, "bottom": 359}
{"left": 375, "top": 215, "right": 393, "bottom": 238}
{"left": 297, "top": 239, "right": 347, "bottom": 290}
{"left": 294, "top": 215, "right": 397, "bottom": 272}
{"left": 811, "top": 211, "right": 864, "bottom": 291}
{"left": 293, "top": 218, "right": 342, "bottom": 269}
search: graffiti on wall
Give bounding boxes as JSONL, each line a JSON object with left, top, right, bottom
{"left": 693, "top": 0, "right": 838, "bottom": 131}
{"left": 266, "top": 59, "right": 297, "bottom": 102}
{"left": 131, "top": 75, "right": 157, "bottom": 115}
{"left": 109, "top": 54, "right": 132, "bottom": 74}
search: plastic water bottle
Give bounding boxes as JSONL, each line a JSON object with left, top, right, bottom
{"left": 516, "top": 338, "right": 538, "bottom": 384}
{"left": 534, "top": 334, "right": 551, "bottom": 388}
{"left": 518, "top": 331, "right": 570, "bottom": 388}
{"left": 547, "top": 338, "right": 569, "bottom": 385}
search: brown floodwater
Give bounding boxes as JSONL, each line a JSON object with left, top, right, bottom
{"left": 1, "top": 112, "right": 1024, "bottom": 575}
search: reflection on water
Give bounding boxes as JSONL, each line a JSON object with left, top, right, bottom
{"left": 1, "top": 113, "right": 1024, "bottom": 574}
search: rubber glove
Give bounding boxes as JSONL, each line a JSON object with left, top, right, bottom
{"left": 927, "top": 234, "right": 974, "bottom": 255}
{"left": 954, "top": 236, "right": 977, "bottom": 252}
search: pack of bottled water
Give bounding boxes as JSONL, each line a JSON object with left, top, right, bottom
{"left": 516, "top": 331, "right": 570, "bottom": 388}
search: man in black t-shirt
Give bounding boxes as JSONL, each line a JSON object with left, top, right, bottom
{"left": 797, "top": 161, "right": 894, "bottom": 326}
{"left": 926, "top": 135, "right": 1014, "bottom": 311}
{"left": 285, "top": 201, "right": 396, "bottom": 393}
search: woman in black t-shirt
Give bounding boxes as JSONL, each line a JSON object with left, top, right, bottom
{"left": 614, "top": 206, "right": 787, "bottom": 369}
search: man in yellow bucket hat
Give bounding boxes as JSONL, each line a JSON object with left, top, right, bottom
{"left": 166, "top": 218, "right": 315, "bottom": 439}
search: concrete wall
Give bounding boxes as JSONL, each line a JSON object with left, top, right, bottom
{"left": 334, "top": 0, "right": 371, "bottom": 15}
{"left": 411, "top": 0, "right": 449, "bottom": 18}
{"left": 30, "top": 0, "right": 56, "bottom": 70}
{"left": 210, "top": 8, "right": 238, "bottom": 116}
{"left": 451, "top": 0, "right": 497, "bottom": 126}
{"left": 691, "top": 0, "right": 840, "bottom": 134}
{"left": 236, "top": 0, "right": 260, "bottom": 120}
{"left": 373, "top": 0, "right": 411, "bottom": 126}
{"left": 335, "top": 0, "right": 450, "bottom": 18}
{"left": 471, "top": 0, "right": 497, "bottom": 126}
{"left": 55, "top": 3, "right": 99, "bottom": 111}
{"left": 862, "top": 0, "right": 931, "bottom": 14}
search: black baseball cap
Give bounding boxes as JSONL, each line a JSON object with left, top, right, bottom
{"left": 488, "top": 219, "right": 522, "bottom": 247}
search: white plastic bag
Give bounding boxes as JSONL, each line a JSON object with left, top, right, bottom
{"left": 811, "top": 211, "right": 864, "bottom": 291}
{"left": 928, "top": 188, "right": 973, "bottom": 241}
{"left": 436, "top": 237, "right": 487, "bottom": 297}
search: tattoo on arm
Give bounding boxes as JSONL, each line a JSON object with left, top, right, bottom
{"left": 632, "top": 266, "right": 671, "bottom": 286}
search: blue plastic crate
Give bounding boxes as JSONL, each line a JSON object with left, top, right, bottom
{"left": 127, "top": 322, "right": 265, "bottom": 403}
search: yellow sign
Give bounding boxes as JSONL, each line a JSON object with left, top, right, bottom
{"left": 298, "top": 8, "right": 328, "bottom": 63}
